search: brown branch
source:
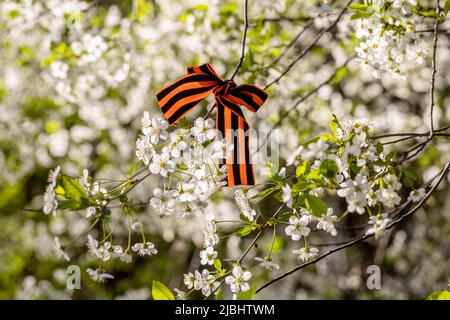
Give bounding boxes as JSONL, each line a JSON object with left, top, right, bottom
{"left": 415, "top": 28, "right": 449, "bottom": 33}
{"left": 258, "top": 16, "right": 312, "bottom": 23}
{"left": 381, "top": 133, "right": 450, "bottom": 145}
{"left": 371, "top": 124, "right": 450, "bottom": 139}
{"left": 263, "top": 0, "right": 353, "bottom": 90}
{"left": 428, "top": 3, "right": 440, "bottom": 138}
{"left": 229, "top": 0, "right": 249, "bottom": 81}
{"left": 256, "top": 161, "right": 450, "bottom": 294}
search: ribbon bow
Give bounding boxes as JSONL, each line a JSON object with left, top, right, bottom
{"left": 156, "top": 63, "right": 268, "bottom": 187}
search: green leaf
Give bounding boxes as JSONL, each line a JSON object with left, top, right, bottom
{"left": 402, "top": 168, "right": 419, "bottom": 181}
{"left": 304, "top": 136, "right": 321, "bottom": 146}
{"left": 236, "top": 287, "right": 256, "bottom": 300}
{"left": 331, "top": 67, "right": 348, "bottom": 85}
{"left": 319, "top": 159, "right": 338, "bottom": 178}
{"left": 54, "top": 185, "right": 65, "bottom": 197}
{"left": 349, "top": 4, "right": 368, "bottom": 11}
{"left": 237, "top": 225, "right": 254, "bottom": 237}
{"left": 295, "top": 194, "right": 306, "bottom": 206}
{"left": 350, "top": 12, "right": 373, "bottom": 19}
{"left": 214, "top": 259, "right": 222, "bottom": 271}
{"left": 40, "top": 56, "right": 57, "bottom": 69}
{"left": 376, "top": 142, "right": 384, "bottom": 154}
{"left": 306, "top": 168, "right": 322, "bottom": 181}
{"left": 57, "top": 199, "right": 76, "bottom": 210}
{"left": 305, "top": 195, "right": 327, "bottom": 216}
{"left": 127, "top": 164, "right": 137, "bottom": 177}
{"left": 418, "top": 9, "right": 439, "bottom": 18}
{"left": 273, "top": 191, "right": 284, "bottom": 203}
{"left": 426, "top": 290, "right": 450, "bottom": 300}
{"left": 296, "top": 160, "right": 310, "bottom": 177}
{"left": 152, "top": 281, "right": 175, "bottom": 300}
{"left": 445, "top": 0, "right": 450, "bottom": 15}
{"left": 350, "top": 164, "right": 362, "bottom": 175}
{"left": 292, "top": 180, "right": 316, "bottom": 193}
{"left": 62, "top": 175, "right": 87, "bottom": 201}
{"left": 330, "top": 115, "right": 338, "bottom": 136}
{"left": 256, "top": 186, "right": 279, "bottom": 199}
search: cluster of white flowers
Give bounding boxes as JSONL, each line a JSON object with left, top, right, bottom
{"left": 365, "top": 213, "right": 392, "bottom": 239}
{"left": 279, "top": 117, "right": 427, "bottom": 262}
{"left": 353, "top": 0, "right": 428, "bottom": 79}
{"left": 137, "top": 112, "right": 228, "bottom": 219}
{"left": 87, "top": 234, "right": 137, "bottom": 264}
{"left": 332, "top": 119, "right": 404, "bottom": 212}
{"left": 137, "top": 112, "right": 233, "bottom": 297}
{"left": 183, "top": 269, "right": 220, "bottom": 297}
{"left": 78, "top": 169, "right": 109, "bottom": 218}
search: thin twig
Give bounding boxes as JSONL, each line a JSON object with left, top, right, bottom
{"left": 203, "top": 102, "right": 216, "bottom": 119}
{"left": 258, "top": 16, "right": 312, "bottom": 23}
{"left": 371, "top": 124, "right": 450, "bottom": 139}
{"left": 229, "top": 0, "right": 249, "bottom": 80}
{"left": 263, "top": 0, "right": 353, "bottom": 90}
{"left": 256, "top": 161, "right": 450, "bottom": 294}
{"left": 428, "top": 3, "right": 441, "bottom": 138}
{"left": 255, "top": 57, "right": 353, "bottom": 154}
{"left": 381, "top": 133, "right": 450, "bottom": 145}
{"left": 415, "top": 28, "right": 449, "bottom": 33}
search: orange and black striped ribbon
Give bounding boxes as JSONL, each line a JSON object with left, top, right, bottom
{"left": 156, "top": 63, "right": 268, "bottom": 187}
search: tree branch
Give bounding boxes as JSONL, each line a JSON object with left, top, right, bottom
{"left": 415, "top": 28, "right": 449, "bottom": 33}
{"left": 229, "top": 0, "right": 249, "bottom": 81}
{"left": 256, "top": 161, "right": 450, "bottom": 294}
{"left": 263, "top": 0, "right": 353, "bottom": 90}
{"left": 371, "top": 124, "right": 450, "bottom": 139}
{"left": 428, "top": 3, "right": 441, "bottom": 138}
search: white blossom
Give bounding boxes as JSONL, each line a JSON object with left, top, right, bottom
{"left": 132, "top": 242, "right": 158, "bottom": 257}
{"left": 293, "top": 247, "right": 319, "bottom": 262}
{"left": 254, "top": 257, "right": 280, "bottom": 270}
{"left": 316, "top": 208, "right": 338, "bottom": 236}
{"left": 86, "top": 268, "right": 114, "bottom": 283}
{"left": 150, "top": 188, "right": 176, "bottom": 216}
{"left": 407, "top": 188, "right": 425, "bottom": 202}
{"left": 190, "top": 118, "right": 216, "bottom": 143}
{"left": 285, "top": 215, "right": 311, "bottom": 241}
{"left": 53, "top": 237, "right": 70, "bottom": 261}
{"left": 225, "top": 266, "right": 252, "bottom": 298}
{"left": 366, "top": 214, "right": 392, "bottom": 239}
{"left": 199, "top": 246, "right": 217, "bottom": 265}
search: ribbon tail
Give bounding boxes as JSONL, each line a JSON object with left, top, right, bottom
{"left": 216, "top": 98, "right": 255, "bottom": 187}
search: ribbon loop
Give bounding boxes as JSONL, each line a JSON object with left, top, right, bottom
{"left": 156, "top": 63, "right": 268, "bottom": 187}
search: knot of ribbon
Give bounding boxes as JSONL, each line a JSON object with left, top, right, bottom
{"left": 156, "top": 63, "right": 268, "bottom": 187}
